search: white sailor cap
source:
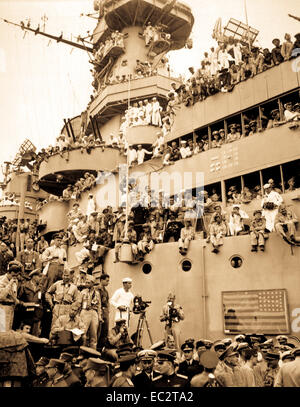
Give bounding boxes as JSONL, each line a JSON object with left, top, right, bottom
{"left": 264, "top": 183, "right": 271, "bottom": 189}
{"left": 122, "top": 277, "right": 132, "bottom": 283}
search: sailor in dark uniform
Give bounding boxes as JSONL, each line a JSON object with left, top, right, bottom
{"left": 132, "top": 349, "right": 157, "bottom": 389}
{"left": 152, "top": 349, "right": 189, "bottom": 387}
{"left": 177, "top": 341, "right": 203, "bottom": 381}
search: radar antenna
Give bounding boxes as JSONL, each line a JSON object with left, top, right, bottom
{"left": 1, "top": 17, "right": 94, "bottom": 53}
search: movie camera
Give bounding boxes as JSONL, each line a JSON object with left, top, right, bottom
{"left": 133, "top": 295, "right": 151, "bottom": 314}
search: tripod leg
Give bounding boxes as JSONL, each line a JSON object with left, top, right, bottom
{"left": 144, "top": 318, "right": 153, "bottom": 345}
{"left": 137, "top": 317, "right": 144, "bottom": 348}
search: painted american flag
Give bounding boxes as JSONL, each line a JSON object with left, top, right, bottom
{"left": 222, "top": 289, "right": 290, "bottom": 334}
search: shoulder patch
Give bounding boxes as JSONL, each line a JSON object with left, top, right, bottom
{"left": 177, "top": 373, "right": 188, "bottom": 379}
{"left": 152, "top": 375, "right": 163, "bottom": 382}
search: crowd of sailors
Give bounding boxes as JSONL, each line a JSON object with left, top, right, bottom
{"left": 0, "top": 255, "right": 299, "bottom": 387}
{"left": 168, "top": 32, "right": 300, "bottom": 104}
{"left": 30, "top": 175, "right": 300, "bottom": 268}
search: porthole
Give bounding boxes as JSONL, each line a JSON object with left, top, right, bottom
{"left": 181, "top": 259, "right": 192, "bottom": 272}
{"left": 230, "top": 255, "right": 243, "bottom": 269}
{"left": 142, "top": 262, "right": 152, "bottom": 274}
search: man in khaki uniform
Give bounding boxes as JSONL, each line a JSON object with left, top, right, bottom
{"left": 80, "top": 275, "right": 102, "bottom": 349}
{"left": 0, "top": 260, "right": 23, "bottom": 332}
{"left": 45, "top": 359, "right": 68, "bottom": 387}
{"left": 83, "top": 357, "right": 112, "bottom": 387}
{"left": 46, "top": 269, "right": 81, "bottom": 329}
{"left": 110, "top": 353, "right": 137, "bottom": 387}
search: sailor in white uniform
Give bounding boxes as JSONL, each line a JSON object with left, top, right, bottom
{"left": 261, "top": 183, "right": 283, "bottom": 232}
{"left": 110, "top": 277, "right": 134, "bottom": 327}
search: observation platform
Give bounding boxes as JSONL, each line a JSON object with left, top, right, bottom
{"left": 38, "top": 147, "right": 126, "bottom": 195}
{"left": 88, "top": 74, "right": 181, "bottom": 126}
{"left": 103, "top": 0, "right": 194, "bottom": 50}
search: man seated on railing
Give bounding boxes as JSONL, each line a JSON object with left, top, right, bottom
{"left": 178, "top": 219, "right": 195, "bottom": 256}
{"left": 274, "top": 205, "right": 298, "bottom": 243}
{"left": 250, "top": 209, "right": 268, "bottom": 252}
{"left": 228, "top": 205, "right": 249, "bottom": 236}
{"left": 208, "top": 214, "right": 228, "bottom": 254}
{"left": 137, "top": 224, "right": 155, "bottom": 258}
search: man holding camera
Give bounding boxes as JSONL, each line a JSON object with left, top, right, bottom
{"left": 0, "top": 260, "right": 23, "bottom": 331}
{"left": 261, "top": 183, "right": 283, "bottom": 232}
{"left": 16, "top": 237, "right": 41, "bottom": 278}
{"left": 110, "top": 277, "right": 134, "bottom": 326}
{"left": 104, "top": 318, "right": 133, "bottom": 361}
{"left": 160, "top": 293, "right": 184, "bottom": 351}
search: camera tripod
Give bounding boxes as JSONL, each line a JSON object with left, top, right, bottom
{"left": 132, "top": 310, "right": 153, "bottom": 348}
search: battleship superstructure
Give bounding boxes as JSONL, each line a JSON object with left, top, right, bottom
{"left": 4, "top": 0, "right": 300, "bottom": 348}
